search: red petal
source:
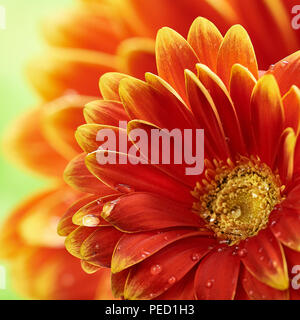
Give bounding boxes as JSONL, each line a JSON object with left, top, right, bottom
{"left": 271, "top": 208, "right": 300, "bottom": 252}
{"left": 64, "top": 153, "right": 115, "bottom": 194}
{"left": 241, "top": 267, "right": 289, "bottom": 300}
{"left": 80, "top": 227, "right": 122, "bottom": 268}
{"left": 124, "top": 237, "right": 215, "bottom": 300}
{"left": 101, "top": 192, "right": 204, "bottom": 233}
{"left": 111, "top": 228, "right": 209, "bottom": 273}
{"left": 229, "top": 64, "right": 257, "bottom": 154}
{"left": 194, "top": 247, "right": 240, "bottom": 300}
{"left": 196, "top": 63, "right": 246, "bottom": 156}
{"left": 217, "top": 25, "right": 258, "bottom": 87}
{"left": 284, "top": 247, "right": 300, "bottom": 300}
{"left": 155, "top": 267, "right": 196, "bottom": 300}
{"left": 156, "top": 27, "right": 199, "bottom": 103}
{"left": 251, "top": 74, "right": 284, "bottom": 167}
{"left": 241, "top": 229, "right": 289, "bottom": 290}
{"left": 58, "top": 194, "right": 99, "bottom": 237}
{"left": 185, "top": 69, "right": 229, "bottom": 160}
{"left": 72, "top": 195, "right": 119, "bottom": 227}
{"left": 111, "top": 269, "right": 130, "bottom": 299}
{"left": 85, "top": 151, "right": 193, "bottom": 203}
{"left": 282, "top": 86, "right": 300, "bottom": 136}
{"left": 266, "top": 51, "right": 300, "bottom": 96}
{"left": 65, "top": 226, "right": 98, "bottom": 258}
{"left": 187, "top": 17, "right": 223, "bottom": 72}
{"left": 276, "top": 128, "right": 296, "bottom": 184}
{"left": 119, "top": 77, "right": 195, "bottom": 129}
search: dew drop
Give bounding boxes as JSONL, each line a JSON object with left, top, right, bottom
{"left": 168, "top": 276, "right": 176, "bottom": 285}
{"left": 205, "top": 280, "right": 213, "bottom": 288}
{"left": 102, "top": 199, "right": 119, "bottom": 218}
{"left": 115, "top": 184, "right": 134, "bottom": 193}
{"left": 191, "top": 253, "right": 201, "bottom": 261}
{"left": 237, "top": 248, "right": 248, "bottom": 258}
{"left": 82, "top": 214, "right": 100, "bottom": 227}
{"left": 150, "top": 264, "right": 162, "bottom": 275}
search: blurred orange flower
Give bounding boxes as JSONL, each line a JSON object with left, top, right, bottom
{"left": 60, "top": 18, "right": 300, "bottom": 300}
{"left": 1, "top": 0, "right": 300, "bottom": 299}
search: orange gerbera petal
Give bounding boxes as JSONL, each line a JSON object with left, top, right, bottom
{"left": 3, "top": 108, "right": 67, "bottom": 178}
{"left": 185, "top": 69, "right": 229, "bottom": 160}
{"left": 156, "top": 27, "right": 199, "bottom": 103}
{"left": 241, "top": 229, "right": 289, "bottom": 290}
{"left": 284, "top": 247, "right": 300, "bottom": 300}
{"left": 99, "top": 72, "right": 135, "bottom": 101}
{"left": 187, "top": 17, "right": 223, "bottom": 72}
{"left": 119, "top": 76, "right": 195, "bottom": 129}
{"left": 155, "top": 268, "right": 196, "bottom": 300}
{"left": 271, "top": 208, "right": 300, "bottom": 252}
{"left": 124, "top": 237, "right": 215, "bottom": 300}
{"left": 276, "top": 128, "right": 296, "bottom": 184}
{"left": 65, "top": 226, "right": 99, "bottom": 259}
{"left": 111, "top": 229, "right": 204, "bottom": 273}
{"left": 72, "top": 195, "right": 118, "bottom": 226}
{"left": 251, "top": 74, "right": 284, "bottom": 167}
{"left": 57, "top": 194, "right": 100, "bottom": 237}
{"left": 217, "top": 25, "right": 258, "bottom": 87}
{"left": 64, "top": 153, "right": 115, "bottom": 194}
{"left": 84, "top": 100, "right": 129, "bottom": 125}
{"left": 42, "top": 95, "right": 94, "bottom": 160}
{"left": 266, "top": 51, "right": 300, "bottom": 96}
{"left": 241, "top": 267, "right": 289, "bottom": 300}
{"left": 196, "top": 63, "right": 246, "bottom": 155}
{"left": 117, "top": 38, "right": 157, "bottom": 79}
{"left": 42, "top": 5, "right": 124, "bottom": 53}
{"left": 18, "top": 186, "right": 82, "bottom": 248}
{"left": 111, "top": 269, "right": 130, "bottom": 299}
{"left": 0, "top": 189, "right": 56, "bottom": 259}
{"left": 80, "top": 227, "right": 122, "bottom": 267}
{"left": 194, "top": 247, "right": 240, "bottom": 300}
{"left": 11, "top": 247, "right": 106, "bottom": 300}
{"left": 282, "top": 85, "right": 300, "bottom": 136}
{"left": 26, "top": 49, "right": 116, "bottom": 100}
{"left": 85, "top": 151, "right": 193, "bottom": 203}
{"left": 101, "top": 192, "right": 204, "bottom": 233}
{"left": 229, "top": 64, "right": 257, "bottom": 153}
{"left": 76, "top": 124, "right": 125, "bottom": 154}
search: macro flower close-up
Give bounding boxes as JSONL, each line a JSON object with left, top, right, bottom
{"left": 59, "top": 18, "right": 300, "bottom": 300}
{"left": 0, "top": 0, "right": 299, "bottom": 302}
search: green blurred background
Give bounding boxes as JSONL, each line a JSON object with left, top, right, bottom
{"left": 0, "top": 0, "right": 72, "bottom": 299}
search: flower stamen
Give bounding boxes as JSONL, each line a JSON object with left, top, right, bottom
{"left": 192, "top": 157, "right": 283, "bottom": 245}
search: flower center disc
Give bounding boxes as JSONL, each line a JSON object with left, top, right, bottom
{"left": 193, "top": 159, "right": 282, "bottom": 245}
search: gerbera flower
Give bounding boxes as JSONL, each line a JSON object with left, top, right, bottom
{"left": 0, "top": 95, "right": 114, "bottom": 299}
{"left": 2, "top": 0, "right": 300, "bottom": 299}
{"left": 61, "top": 17, "right": 300, "bottom": 300}
{"left": 27, "top": 0, "right": 300, "bottom": 100}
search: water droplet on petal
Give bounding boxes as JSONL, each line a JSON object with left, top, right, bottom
{"left": 102, "top": 199, "right": 119, "bottom": 218}
{"left": 168, "top": 276, "right": 176, "bottom": 285}
{"left": 237, "top": 248, "right": 247, "bottom": 258}
{"left": 150, "top": 264, "right": 162, "bottom": 275}
{"left": 82, "top": 215, "right": 100, "bottom": 227}
{"left": 191, "top": 253, "right": 201, "bottom": 261}
{"left": 115, "top": 184, "right": 134, "bottom": 193}
{"left": 206, "top": 280, "right": 213, "bottom": 288}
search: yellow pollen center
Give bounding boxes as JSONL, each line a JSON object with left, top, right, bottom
{"left": 193, "top": 159, "right": 283, "bottom": 245}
